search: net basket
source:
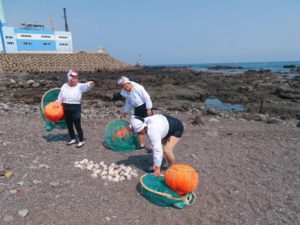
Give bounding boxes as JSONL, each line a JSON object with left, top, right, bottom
{"left": 139, "top": 174, "right": 196, "bottom": 208}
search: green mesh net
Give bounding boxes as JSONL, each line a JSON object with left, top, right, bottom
{"left": 40, "top": 88, "right": 67, "bottom": 132}
{"left": 104, "top": 119, "right": 140, "bottom": 152}
{"left": 139, "top": 174, "right": 196, "bottom": 208}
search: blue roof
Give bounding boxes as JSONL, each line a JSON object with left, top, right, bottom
{"left": 15, "top": 28, "right": 54, "bottom": 35}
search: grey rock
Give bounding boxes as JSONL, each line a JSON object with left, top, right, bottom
{"left": 10, "top": 79, "right": 16, "bottom": 84}
{"left": 32, "top": 179, "right": 42, "bottom": 184}
{"left": 50, "top": 181, "right": 60, "bottom": 188}
{"left": 296, "top": 112, "right": 300, "bottom": 120}
{"left": 267, "top": 117, "right": 282, "bottom": 125}
{"left": 26, "top": 80, "right": 35, "bottom": 85}
{"left": 192, "top": 115, "right": 205, "bottom": 125}
{"left": 206, "top": 107, "right": 218, "bottom": 115}
{"left": 32, "top": 82, "right": 40, "bottom": 88}
{"left": 18, "top": 209, "right": 29, "bottom": 218}
{"left": 114, "top": 100, "right": 123, "bottom": 107}
{"left": 254, "top": 114, "right": 270, "bottom": 122}
{"left": 3, "top": 215, "right": 14, "bottom": 222}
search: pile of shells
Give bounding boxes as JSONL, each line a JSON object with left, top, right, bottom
{"left": 74, "top": 159, "right": 138, "bottom": 182}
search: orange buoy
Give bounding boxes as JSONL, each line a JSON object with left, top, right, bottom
{"left": 165, "top": 164, "right": 199, "bottom": 195}
{"left": 44, "top": 102, "right": 64, "bottom": 121}
{"left": 116, "top": 127, "right": 130, "bottom": 138}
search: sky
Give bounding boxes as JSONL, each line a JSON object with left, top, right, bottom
{"left": 3, "top": 0, "right": 300, "bottom": 65}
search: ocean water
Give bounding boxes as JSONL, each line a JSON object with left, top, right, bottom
{"left": 154, "top": 61, "right": 300, "bottom": 75}
{"left": 204, "top": 98, "right": 245, "bottom": 112}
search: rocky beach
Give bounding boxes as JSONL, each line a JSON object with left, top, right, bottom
{"left": 0, "top": 67, "right": 299, "bottom": 225}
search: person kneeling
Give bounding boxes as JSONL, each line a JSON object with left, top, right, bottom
{"left": 130, "top": 114, "right": 184, "bottom": 175}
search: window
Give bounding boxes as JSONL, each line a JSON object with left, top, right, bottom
{"left": 41, "top": 35, "right": 51, "bottom": 38}
{"left": 59, "top": 43, "right": 68, "bottom": 46}
{"left": 43, "top": 42, "right": 51, "bottom": 45}
{"left": 58, "top": 36, "right": 68, "bottom": 39}
{"left": 23, "top": 42, "right": 32, "bottom": 45}
{"left": 7, "top": 42, "right": 14, "bottom": 45}
{"left": 5, "top": 36, "right": 13, "bottom": 39}
{"left": 20, "top": 34, "right": 32, "bottom": 38}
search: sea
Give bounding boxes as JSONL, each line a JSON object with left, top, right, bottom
{"left": 153, "top": 61, "right": 300, "bottom": 76}
{"left": 152, "top": 61, "right": 300, "bottom": 112}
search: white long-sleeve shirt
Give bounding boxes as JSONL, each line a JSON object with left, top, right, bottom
{"left": 144, "top": 114, "right": 169, "bottom": 167}
{"left": 120, "top": 82, "right": 152, "bottom": 114}
{"left": 57, "top": 82, "right": 93, "bottom": 104}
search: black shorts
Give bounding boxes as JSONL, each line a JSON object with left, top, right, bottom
{"left": 134, "top": 103, "right": 148, "bottom": 118}
{"left": 62, "top": 103, "right": 81, "bottom": 120}
{"left": 165, "top": 115, "right": 184, "bottom": 138}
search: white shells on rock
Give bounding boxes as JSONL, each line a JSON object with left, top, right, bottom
{"left": 74, "top": 159, "right": 139, "bottom": 182}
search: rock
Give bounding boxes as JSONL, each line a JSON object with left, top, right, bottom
{"left": 32, "top": 179, "right": 42, "bottom": 184}
{"left": 114, "top": 100, "right": 123, "bottom": 107}
{"left": 50, "top": 181, "right": 60, "bottom": 188}
{"left": 297, "top": 122, "right": 300, "bottom": 127}
{"left": 17, "top": 181, "right": 24, "bottom": 186}
{"left": 3, "top": 215, "right": 14, "bottom": 222}
{"left": 105, "top": 217, "right": 111, "bottom": 222}
{"left": 208, "top": 118, "right": 219, "bottom": 122}
{"left": 18, "top": 209, "right": 29, "bottom": 218}
{"left": 296, "top": 112, "right": 300, "bottom": 120}
{"left": 38, "top": 164, "right": 49, "bottom": 169}
{"left": 255, "top": 114, "right": 270, "bottom": 122}
{"left": 26, "top": 80, "right": 35, "bottom": 85}
{"left": 267, "top": 117, "right": 282, "bottom": 125}
{"left": 206, "top": 107, "right": 218, "bottom": 115}
{"left": 10, "top": 79, "right": 16, "bottom": 84}
{"left": 275, "top": 84, "right": 298, "bottom": 99}
{"left": 32, "top": 83, "right": 40, "bottom": 88}
{"left": 192, "top": 115, "right": 205, "bottom": 125}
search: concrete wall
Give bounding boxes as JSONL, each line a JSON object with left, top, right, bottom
{"left": 0, "top": 53, "right": 133, "bottom": 73}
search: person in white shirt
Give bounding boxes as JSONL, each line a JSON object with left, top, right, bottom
{"left": 57, "top": 70, "right": 95, "bottom": 148}
{"left": 130, "top": 114, "right": 184, "bottom": 175}
{"left": 118, "top": 76, "right": 153, "bottom": 148}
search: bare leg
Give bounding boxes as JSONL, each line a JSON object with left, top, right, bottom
{"left": 163, "top": 136, "right": 179, "bottom": 167}
{"left": 137, "top": 133, "right": 145, "bottom": 147}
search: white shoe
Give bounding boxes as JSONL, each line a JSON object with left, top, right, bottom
{"left": 66, "top": 139, "right": 76, "bottom": 146}
{"left": 76, "top": 141, "right": 85, "bottom": 148}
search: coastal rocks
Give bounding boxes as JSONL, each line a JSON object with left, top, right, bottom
{"left": 74, "top": 160, "right": 138, "bottom": 182}
{"left": 275, "top": 83, "right": 299, "bottom": 100}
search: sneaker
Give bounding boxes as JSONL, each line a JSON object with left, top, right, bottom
{"left": 76, "top": 141, "right": 85, "bottom": 148}
{"left": 66, "top": 139, "right": 76, "bottom": 146}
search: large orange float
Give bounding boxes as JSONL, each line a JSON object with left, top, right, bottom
{"left": 165, "top": 164, "right": 199, "bottom": 195}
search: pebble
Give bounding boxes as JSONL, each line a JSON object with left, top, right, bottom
{"left": 18, "top": 209, "right": 29, "bottom": 218}
{"left": 105, "top": 217, "right": 111, "bottom": 222}
{"left": 50, "top": 181, "right": 60, "bottom": 188}
{"left": 33, "top": 179, "right": 42, "bottom": 184}
{"left": 3, "top": 215, "right": 14, "bottom": 222}
{"left": 17, "top": 181, "right": 24, "bottom": 186}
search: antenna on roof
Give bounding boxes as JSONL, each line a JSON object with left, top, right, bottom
{"left": 63, "top": 8, "right": 69, "bottom": 32}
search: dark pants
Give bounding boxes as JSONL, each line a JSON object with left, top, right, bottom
{"left": 134, "top": 103, "right": 152, "bottom": 118}
{"left": 164, "top": 115, "right": 184, "bottom": 138}
{"left": 63, "top": 103, "right": 83, "bottom": 142}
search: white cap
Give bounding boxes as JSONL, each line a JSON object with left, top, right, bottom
{"left": 67, "top": 70, "right": 78, "bottom": 81}
{"left": 130, "top": 115, "right": 146, "bottom": 133}
{"left": 118, "top": 76, "right": 130, "bottom": 85}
